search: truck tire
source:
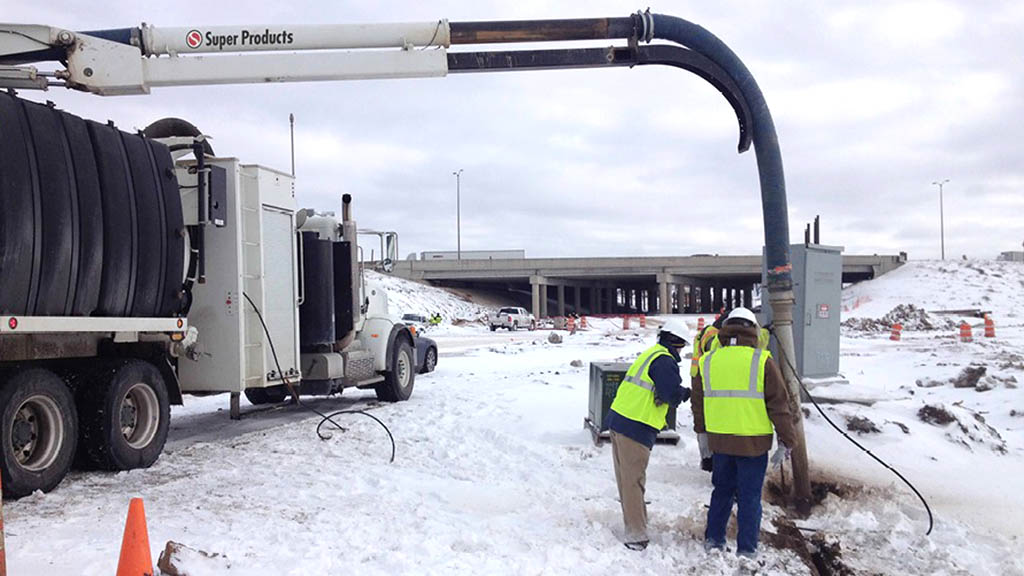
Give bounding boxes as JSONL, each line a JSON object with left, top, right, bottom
{"left": 529, "top": 320, "right": 537, "bottom": 331}
{"left": 420, "top": 346, "right": 437, "bottom": 374}
{"left": 0, "top": 369, "right": 78, "bottom": 498}
{"left": 376, "top": 339, "right": 415, "bottom": 402}
{"left": 244, "top": 386, "right": 289, "bottom": 405}
{"left": 490, "top": 325, "right": 497, "bottom": 332}
{"left": 75, "top": 360, "right": 169, "bottom": 471}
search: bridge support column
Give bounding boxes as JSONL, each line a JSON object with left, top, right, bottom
{"left": 557, "top": 286, "right": 565, "bottom": 317}
{"left": 713, "top": 284, "right": 723, "bottom": 313}
{"left": 530, "top": 276, "right": 547, "bottom": 319}
{"left": 589, "top": 287, "right": 598, "bottom": 315}
{"left": 659, "top": 280, "right": 671, "bottom": 315}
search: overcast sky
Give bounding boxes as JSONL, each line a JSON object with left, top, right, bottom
{"left": 12, "top": 1, "right": 1023, "bottom": 260}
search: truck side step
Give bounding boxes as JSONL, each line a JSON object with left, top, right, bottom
{"left": 354, "top": 375, "right": 384, "bottom": 389}
{"left": 342, "top": 349, "right": 376, "bottom": 385}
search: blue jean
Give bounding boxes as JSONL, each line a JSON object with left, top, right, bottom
{"left": 705, "top": 452, "right": 769, "bottom": 553}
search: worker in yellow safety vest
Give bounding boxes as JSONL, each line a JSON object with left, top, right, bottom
{"left": 693, "top": 307, "right": 798, "bottom": 558}
{"left": 606, "top": 318, "right": 691, "bottom": 551}
{"left": 691, "top": 310, "right": 771, "bottom": 472}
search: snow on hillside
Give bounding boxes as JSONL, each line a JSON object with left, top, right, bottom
{"left": 811, "top": 258, "right": 1024, "bottom": 568}
{"left": 367, "top": 271, "right": 492, "bottom": 326}
{"left": 842, "top": 259, "right": 1024, "bottom": 320}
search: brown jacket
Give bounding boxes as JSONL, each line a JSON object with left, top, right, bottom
{"left": 690, "top": 324, "right": 798, "bottom": 457}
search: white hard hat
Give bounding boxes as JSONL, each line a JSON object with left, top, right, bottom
{"left": 725, "top": 307, "right": 758, "bottom": 326}
{"left": 659, "top": 318, "right": 690, "bottom": 344}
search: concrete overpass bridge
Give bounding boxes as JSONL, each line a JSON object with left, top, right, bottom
{"left": 391, "top": 253, "right": 906, "bottom": 318}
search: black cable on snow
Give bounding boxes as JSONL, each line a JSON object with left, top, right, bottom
{"left": 767, "top": 325, "right": 933, "bottom": 536}
{"left": 242, "top": 292, "right": 396, "bottom": 463}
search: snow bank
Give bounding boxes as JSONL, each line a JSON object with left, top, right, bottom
{"left": 842, "top": 259, "right": 1024, "bottom": 320}
{"left": 367, "top": 271, "right": 495, "bottom": 331}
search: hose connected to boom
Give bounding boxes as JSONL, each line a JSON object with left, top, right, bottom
{"left": 242, "top": 292, "right": 396, "bottom": 463}
{"left": 766, "top": 324, "right": 933, "bottom": 535}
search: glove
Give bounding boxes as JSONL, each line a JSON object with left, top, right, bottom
{"left": 697, "top": 433, "right": 712, "bottom": 460}
{"left": 770, "top": 442, "right": 792, "bottom": 467}
{"left": 680, "top": 386, "right": 691, "bottom": 404}
{"left": 701, "top": 457, "right": 713, "bottom": 473}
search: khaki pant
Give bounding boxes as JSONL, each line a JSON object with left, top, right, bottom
{"left": 611, "top": 431, "right": 651, "bottom": 542}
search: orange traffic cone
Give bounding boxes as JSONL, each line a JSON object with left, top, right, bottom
{"left": 959, "top": 322, "right": 973, "bottom": 343}
{"left": 984, "top": 315, "right": 995, "bottom": 338}
{"left": 623, "top": 316, "right": 630, "bottom": 330}
{"left": 580, "top": 316, "right": 588, "bottom": 329}
{"left": 697, "top": 317, "right": 705, "bottom": 332}
{"left": 567, "top": 316, "right": 576, "bottom": 332}
{"left": 639, "top": 316, "right": 647, "bottom": 329}
{"left": 117, "top": 498, "right": 153, "bottom": 576}
{"left": 890, "top": 322, "right": 903, "bottom": 341}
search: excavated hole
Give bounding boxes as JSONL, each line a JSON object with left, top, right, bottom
{"left": 762, "top": 473, "right": 860, "bottom": 575}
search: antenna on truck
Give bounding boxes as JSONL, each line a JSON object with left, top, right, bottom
{"left": 289, "top": 113, "right": 296, "bottom": 177}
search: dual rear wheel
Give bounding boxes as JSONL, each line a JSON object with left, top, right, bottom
{"left": 0, "top": 359, "right": 170, "bottom": 498}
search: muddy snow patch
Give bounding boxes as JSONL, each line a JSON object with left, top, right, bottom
{"left": 917, "top": 403, "right": 1007, "bottom": 454}
{"left": 845, "top": 415, "right": 881, "bottom": 434}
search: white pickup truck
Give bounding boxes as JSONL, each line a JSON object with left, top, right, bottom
{"left": 488, "top": 307, "right": 536, "bottom": 331}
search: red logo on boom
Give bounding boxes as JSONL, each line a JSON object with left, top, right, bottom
{"left": 186, "top": 30, "right": 203, "bottom": 49}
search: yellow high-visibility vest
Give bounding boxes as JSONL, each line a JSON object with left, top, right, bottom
{"left": 700, "top": 345, "right": 774, "bottom": 436}
{"left": 690, "top": 326, "right": 721, "bottom": 378}
{"left": 610, "top": 344, "right": 673, "bottom": 430}
{"left": 692, "top": 326, "right": 771, "bottom": 377}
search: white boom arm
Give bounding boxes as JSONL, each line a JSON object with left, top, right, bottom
{"left": 0, "top": 21, "right": 451, "bottom": 95}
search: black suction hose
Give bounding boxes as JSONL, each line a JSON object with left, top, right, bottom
{"left": 766, "top": 325, "right": 933, "bottom": 535}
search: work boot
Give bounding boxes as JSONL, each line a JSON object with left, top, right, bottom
{"left": 737, "top": 549, "right": 758, "bottom": 559}
{"left": 703, "top": 539, "right": 725, "bottom": 553}
{"left": 624, "top": 540, "right": 649, "bottom": 551}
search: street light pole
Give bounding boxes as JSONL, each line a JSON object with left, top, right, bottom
{"left": 932, "top": 179, "right": 949, "bottom": 260}
{"left": 453, "top": 169, "right": 463, "bottom": 260}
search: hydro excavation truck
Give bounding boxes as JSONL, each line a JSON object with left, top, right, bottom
{"left": 0, "top": 96, "right": 416, "bottom": 497}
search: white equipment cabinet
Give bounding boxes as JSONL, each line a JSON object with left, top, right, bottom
{"left": 178, "top": 159, "right": 301, "bottom": 396}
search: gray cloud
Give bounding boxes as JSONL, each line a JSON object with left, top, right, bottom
{"left": 10, "top": 1, "right": 1022, "bottom": 260}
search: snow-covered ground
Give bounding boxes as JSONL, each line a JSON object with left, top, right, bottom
{"left": 4, "top": 260, "right": 1024, "bottom": 575}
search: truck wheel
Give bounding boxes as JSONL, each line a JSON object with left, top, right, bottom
{"left": 376, "top": 339, "right": 415, "bottom": 402}
{"left": 76, "top": 360, "right": 170, "bottom": 471}
{"left": 511, "top": 321, "right": 518, "bottom": 331}
{"left": 490, "top": 325, "right": 497, "bottom": 332}
{"left": 0, "top": 369, "right": 78, "bottom": 498}
{"left": 245, "top": 386, "right": 289, "bottom": 405}
{"left": 529, "top": 320, "right": 537, "bottom": 331}
{"left": 420, "top": 347, "right": 437, "bottom": 374}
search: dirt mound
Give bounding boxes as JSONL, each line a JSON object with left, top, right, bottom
{"left": 842, "top": 303, "right": 956, "bottom": 333}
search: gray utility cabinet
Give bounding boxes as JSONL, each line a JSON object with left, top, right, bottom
{"left": 585, "top": 362, "right": 679, "bottom": 445}
{"left": 761, "top": 243, "right": 842, "bottom": 381}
